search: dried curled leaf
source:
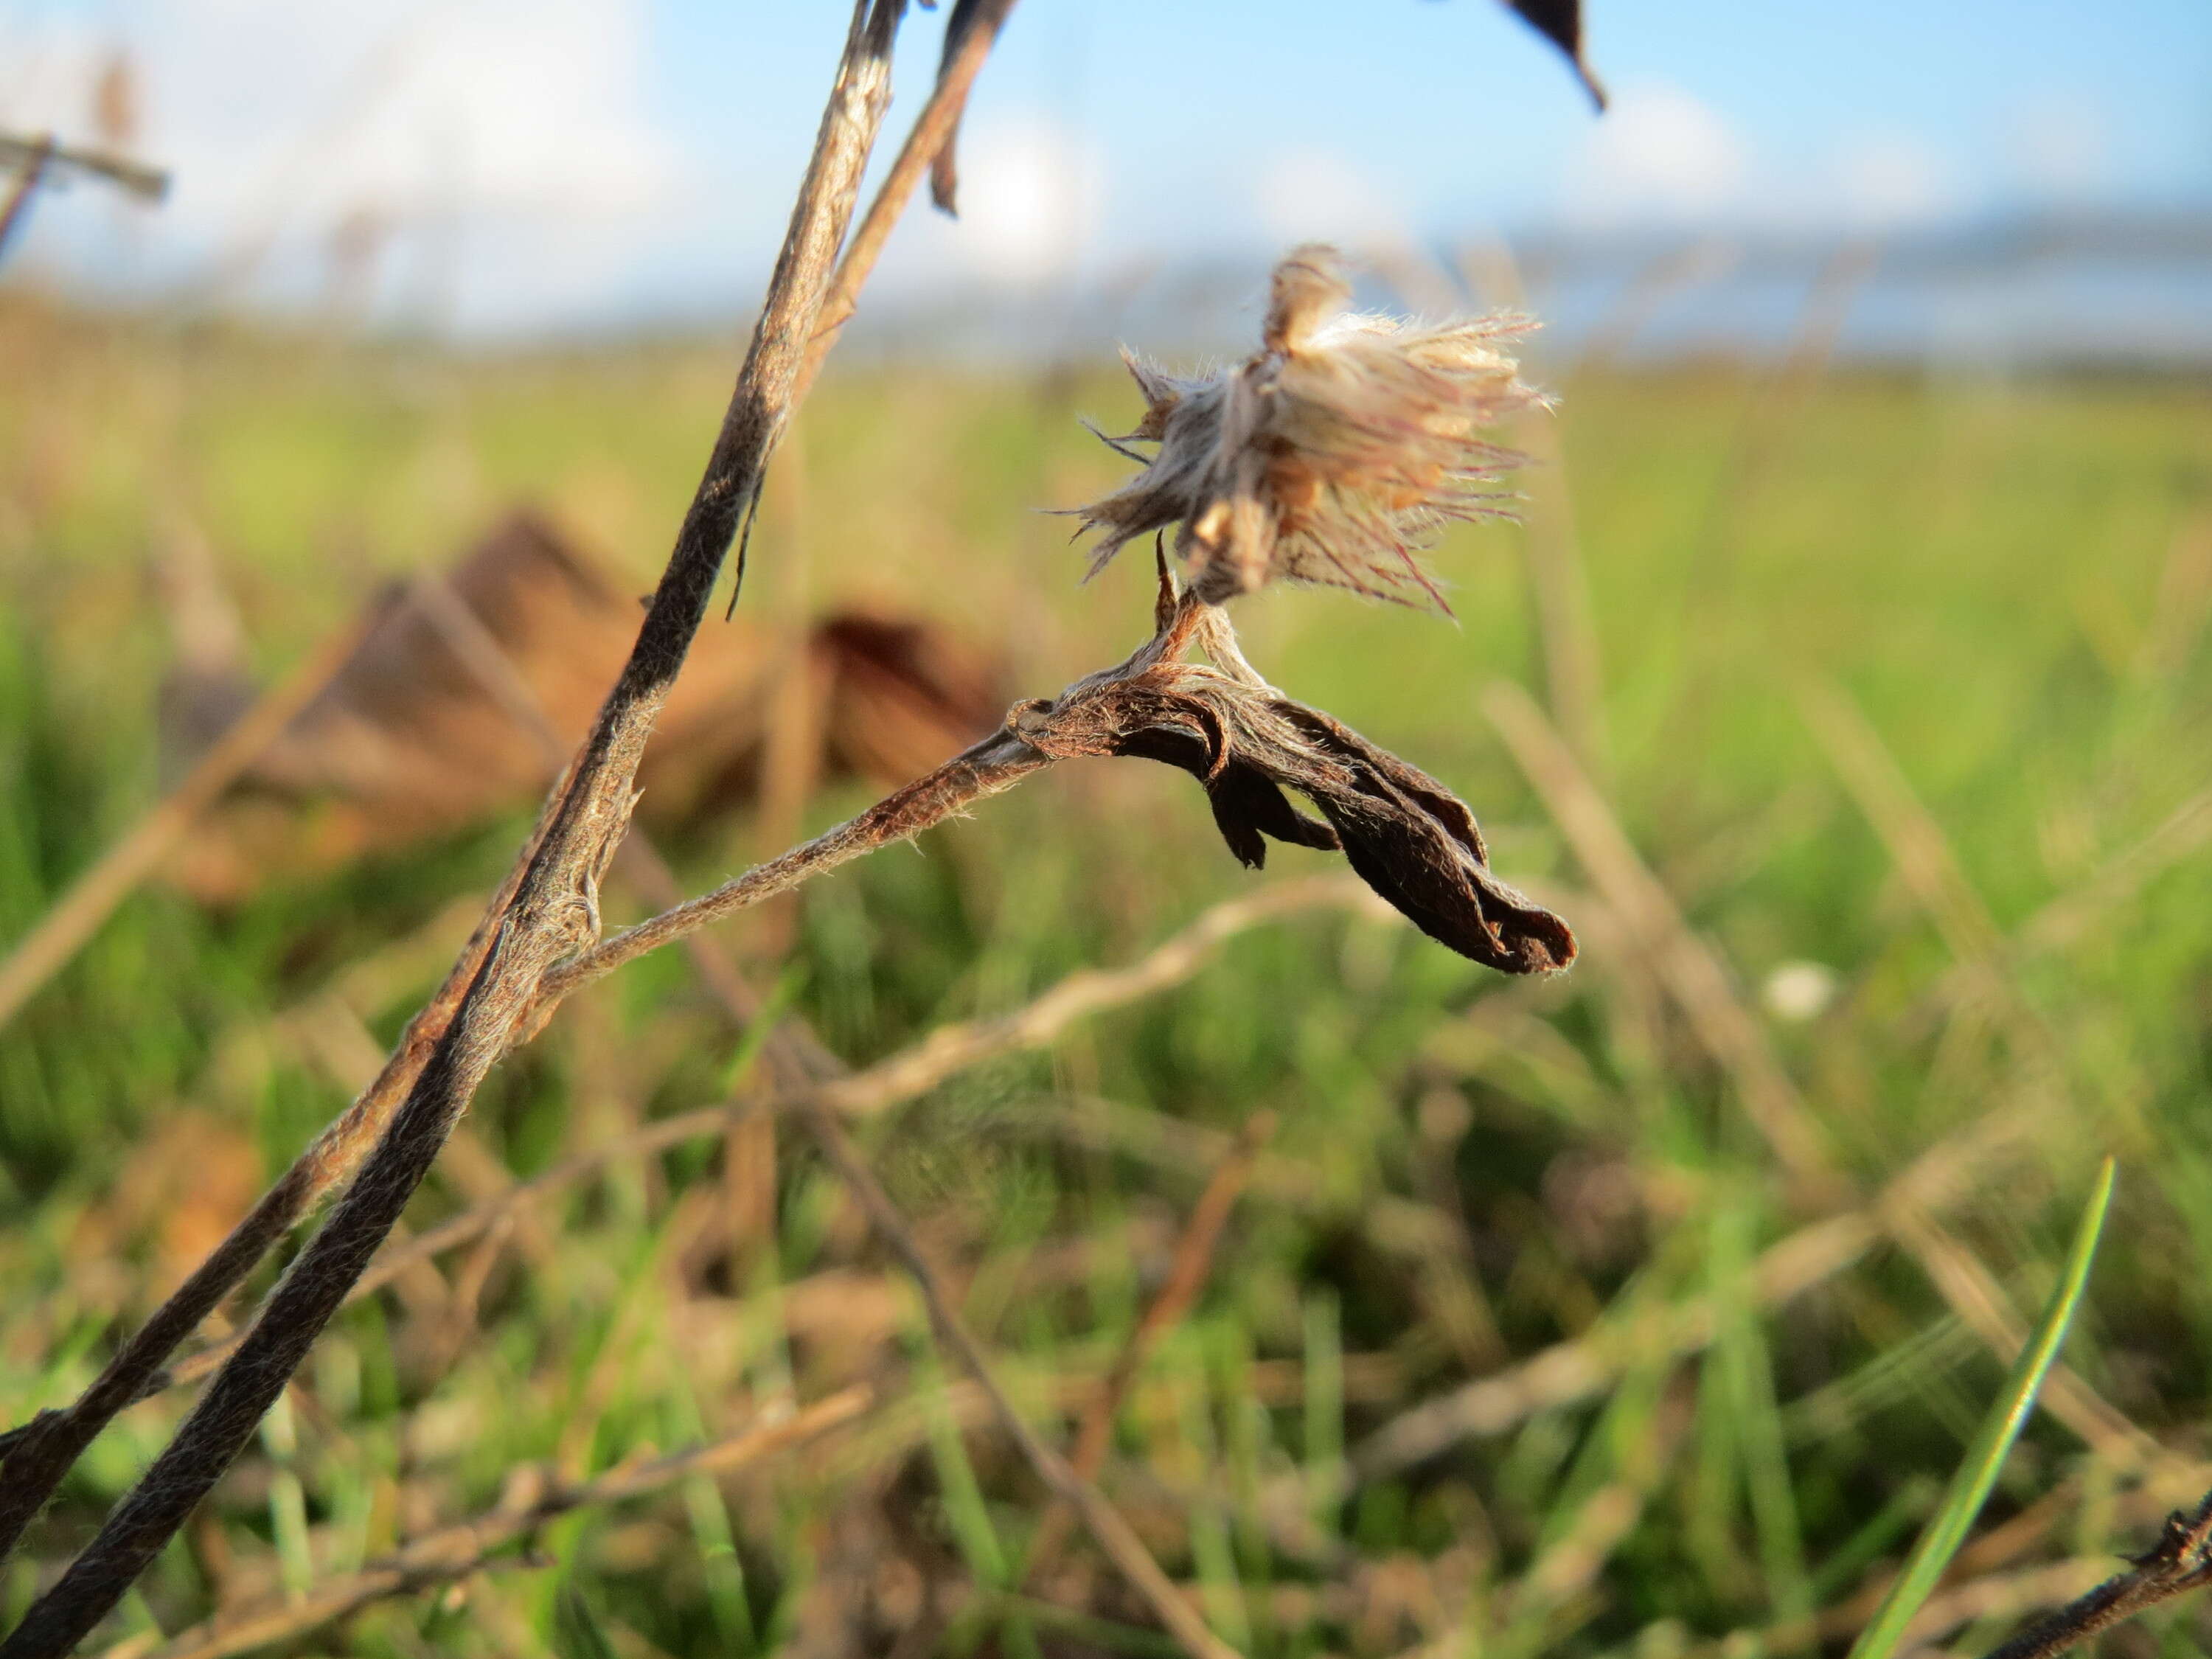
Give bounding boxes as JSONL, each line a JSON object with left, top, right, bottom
{"left": 1500, "top": 0, "right": 1607, "bottom": 110}
{"left": 1011, "top": 661, "right": 1574, "bottom": 975}
{"left": 1067, "top": 244, "right": 1543, "bottom": 613}
{"left": 922, "top": 0, "right": 1017, "bottom": 215}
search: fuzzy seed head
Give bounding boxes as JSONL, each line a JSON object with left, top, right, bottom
{"left": 1069, "top": 243, "right": 1543, "bottom": 613}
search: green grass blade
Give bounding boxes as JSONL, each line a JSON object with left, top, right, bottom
{"left": 1844, "top": 1158, "right": 2116, "bottom": 1659}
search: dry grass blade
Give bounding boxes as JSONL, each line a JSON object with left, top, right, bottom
{"left": 1481, "top": 678, "right": 1837, "bottom": 1190}
{"left": 93, "top": 1388, "right": 875, "bottom": 1659}
{"left": 0, "top": 613, "right": 369, "bottom": 1032}
{"left": 0, "top": 136, "right": 56, "bottom": 265}
{"left": 0, "top": 131, "right": 167, "bottom": 202}
{"left": 1796, "top": 678, "right": 2009, "bottom": 970}
{"left": 1461, "top": 239, "right": 1608, "bottom": 774}
{"left": 1022, "top": 1112, "right": 1278, "bottom": 1585}
{"left": 1343, "top": 1107, "right": 2031, "bottom": 1489}
{"left": 0, "top": 7, "right": 907, "bottom": 1649}
{"left": 812, "top": 874, "right": 1383, "bottom": 1113}
{"left": 102, "top": 879, "right": 1369, "bottom": 1408}
{"left": 801, "top": 1099, "right": 1244, "bottom": 1659}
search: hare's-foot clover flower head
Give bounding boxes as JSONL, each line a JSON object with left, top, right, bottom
{"left": 1069, "top": 244, "right": 1543, "bottom": 613}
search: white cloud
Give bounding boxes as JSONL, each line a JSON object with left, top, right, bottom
{"left": 936, "top": 114, "right": 1100, "bottom": 288}
{"left": 1559, "top": 81, "right": 1748, "bottom": 227}
{"left": 1553, "top": 84, "right": 1983, "bottom": 235}
{"left": 1255, "top": 149, "right": 1414, "bottom": 250}
{"left": 1829, "top": 131, "right": 1964, "bottom": 228}
{"left": 2003, "top": 94, "right": 2113, "bottom": 201}
{"left": 0, "top": 0, "right": 686, "bottom": 332}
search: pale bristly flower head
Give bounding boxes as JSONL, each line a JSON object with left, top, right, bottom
{"left": 1068, "top": 244, "right": 1543, "bottom": 613}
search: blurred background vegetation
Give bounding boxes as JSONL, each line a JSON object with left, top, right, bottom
{"left": 4, "top": 1, "right": 2212, "bottom": 1652}
{"left": 3, "top": 279, "right": 2208, "bottom": 1655}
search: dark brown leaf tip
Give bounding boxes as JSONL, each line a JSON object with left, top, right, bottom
{"left": 1065, "top": 244, "right": 1544, "bottom": 615}
{"left": 1012, "top": 660, "right": 1575, "bottom": 975}
{"left": 1503, "top": 0, "right": 1607, "bottom": 110}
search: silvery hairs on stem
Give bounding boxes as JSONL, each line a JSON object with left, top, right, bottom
{"left": 1067, "top": 243, "right": 1541, "bottom": 612}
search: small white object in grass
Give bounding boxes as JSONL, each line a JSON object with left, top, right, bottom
{"left": 1761, "top": 960, "right": 1839, "bottom": 1023}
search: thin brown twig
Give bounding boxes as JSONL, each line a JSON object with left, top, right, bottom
{"left": 1022, "top": 1112, "right": 1278, "bottom": 1585}
{"left": 527, "top": 730, "right": 1048, "bottom": 1015}
{"left": 0, "top": 136, "right": 57, "bottom": 266}
{"left": 0, "top": 8, "right": 907, "bottom": 1649}
{"left": 1664, "top": 1472, "right": 2212, "bottom": 1659}
{"left": 1974, "top": 1490, "right": 2212, "bottom": 1659}
{"left": 0, "top": 131, "right": 167, "bottom": 204}
{"left": 94, "top": 1388, "right": 876, "bottom": 1659}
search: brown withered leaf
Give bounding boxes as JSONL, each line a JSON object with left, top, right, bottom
{"left": 924, "top": 0, "right": 1017, "bottom": 215}
{"left": 1012, "top": 662, "right": 1574, "bottom": 975}
{"left": 166, "top": 511, "right": 1006, "bottom": 899}
{"left": 1500, "top": 0, "right": 1607, "bottom": 109}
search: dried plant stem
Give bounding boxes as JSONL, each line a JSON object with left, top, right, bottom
{"left": 98, "top": 1388, "right": 876, "bottom": 1659}
{"left": 530, "top": 731, "right": 1048, "bottom": 1011}
{"left": 801, "top": 1098, "right": 1243, "bottom": 1659}
{"left": 407, "top": 567, "right": 836, "bottom": 1083}
{"left": 0, "top": 135, "right": 55, "bottom": 264}
{"left": 0, "top": 10, "right": 904, "bottom": 1651}
{"left": 1022, "top": 1113, "right": 1276, "bottom": 1586}
{"left": 0, "top": 734, "right": 567, "bottom": 1545}
{"left": 0, "top": 611, "right": 369, "bottom": 1032}
{"left": 0, "top": 0, "right": 1006, "bottom": 1534}
{"left": 1976, "top": 1492, "right": 2212, "bottom": 1659}
{"left": 804, "top": 0, "right": 1019, "bottom": 383}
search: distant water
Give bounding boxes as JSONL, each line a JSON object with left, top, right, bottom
{"left": 841, "top": 213, "right": 2212, "bottom": 374}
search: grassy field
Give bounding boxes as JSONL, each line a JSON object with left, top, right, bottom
{"left": 1, "top": 290, "right": 2210, "bottom": 1658}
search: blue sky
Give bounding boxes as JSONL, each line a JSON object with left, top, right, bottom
{"left": 2, "top": 0, "right": 2207, "bottom": 331}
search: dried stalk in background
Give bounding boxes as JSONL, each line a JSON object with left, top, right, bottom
{"left": 100, "top": 1388, "right": 877, "bottom": 1659}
